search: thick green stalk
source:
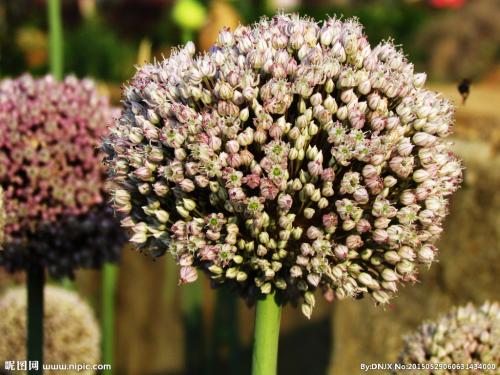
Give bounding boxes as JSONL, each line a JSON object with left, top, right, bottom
{"left": 27, "top": 264, "right": 45, "bottom": 375}
{"left": 182, "top": 280, "right": 204, "bottom": 375}
{"left": 182, "top": 29, "right": 194, "bottom": 45}
{"left": 101, "top": 263, "right": 117, "bottom": 374}
{"left": 251, "top": 293, "right": 282, "bottom": 375}
{"left": 48, "top": 0, "right": 63, "bottom": 80}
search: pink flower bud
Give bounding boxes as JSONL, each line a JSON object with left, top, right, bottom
{"left": 400, "top": 190, "right": 416, "bottom": 205}
{"left": 179, "top": 178, "right": 195, "bottom": 192}
{"left": 226, "top": 140, "right": 240, "bottom": 154}
{"left": 306, "top": 226, "right": 322, "bottom": 240}
{"left": 362, "top": 164, "right": 379, "bottom": 179}
{"left": 260, "top": 178, "right": 279, "bottom": 200}
{"left": 278, "top": 194, "right": 293, "bottom": 211}
{"left": 413, "top": 132, "right": 436, "bottom": 147}
{"left": 321, "top": 168, "right": 335, "bottom": 182}
{"left": 134, "top": 166, "right": 153, "bottom": 181}
{"left": 353, "top": 187, "right": 369, "bottom": 204}
{"left": 308, "top": 160, "right": 323, "bottom": 176}
{"left": 179, "top": 266, "right": 198, "bottom": 284}
{"left": 346, "top": 234, "right": 363, "bottom": 249}
{"left": 356, "top": 218, "right": 371, "bottom": 233}
{"left": 334, "top": 244, "right": 348, "bottom": 260}
{"left": 417, "top": 244, "right": 436, "bottom": 264}
{"left": 373, "top": 228, "right": 388, "bottom": 243}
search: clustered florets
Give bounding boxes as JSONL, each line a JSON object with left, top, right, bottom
{"left": 0, "top": 286, "right": 100, "bottom": 375}
{"left": 397, "top": 302, "right": 500, "bottom": 373}
{"left": 0, "top": 75, "right": 126, "bottom": 277}
{"left": 104, "top": 14, "right": 462, "bottom": 317}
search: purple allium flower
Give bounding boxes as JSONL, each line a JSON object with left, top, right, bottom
{"left": 104, "top": 14, "right": 462, "bottom": 317}
{"left": 396, "top": 302, "right": 500, "bottom": 373}
{"left": 0, "top": 75, "right": 126, "bottom": 278}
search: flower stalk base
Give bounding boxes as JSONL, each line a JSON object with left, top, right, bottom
{"left": 102, "top": 263, "right": 117, "bottom": 375}
{"left": 252, "top": 293, "right": 282, "bottom": 375}
{"left": 27, "top": 264, "right": 44, "bottom": 375}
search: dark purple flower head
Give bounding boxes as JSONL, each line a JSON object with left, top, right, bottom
{"left": 0, "top": 75, "right": 126, "bottom": 278}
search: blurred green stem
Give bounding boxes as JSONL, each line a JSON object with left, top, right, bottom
{"left": 206, "top": 287, "right": 241, "bottom": 374}
{"left": 164, "top": 257, "right": 177, "bottom": 305}
{"left": 102, "top": 263, "right": 117, "bottom": 374}
{"left": 182, "top": 29, "right": 194, "bottom": 44}
{"left": 48, "top": 0, "right": 63, "bottom": 80}
{"left": 182, "top": 280, "right": 204, "bottom": 375}
{"left": 27, "top": 264, "right": 44, "bottom": 375}
{"left": 252, "top": 293, "right": 282, "bottom": 375}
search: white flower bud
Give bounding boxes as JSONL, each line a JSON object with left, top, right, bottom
{"left": 183, "top": 198, "right": 196, "bottom": 211}
{"left": 155, "top": 210, "right": 170, "bottom": 223}
{"left": 292, "top": 227, "right": 303, "bottom": 240}
{"left": 304, "top": 208, "right": 315, "bottom": 219}
{"left": 413, "top": 169, "right": 430, "bottom": 183}
{"left": 318, "top": 198, "right": 329, "bottom": 209}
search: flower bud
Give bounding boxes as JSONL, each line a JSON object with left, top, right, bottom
{"left": 304, "top": 208, "right": 315, "bottom": 219}
{"left": 292, "top": 227, "right": 303, "bottom": 240}
{"left": 183, "top": 198, "right": 196, "bottom": 211}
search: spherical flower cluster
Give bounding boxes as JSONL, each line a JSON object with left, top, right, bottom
{"left": 397, "top": 302, "right": 500, "bottom": 373}
{"left": 0, "top": 286, "right": 100, "bottom": 375}
{"left": 0, "top": 74, "right": 126, "bottom": 278}
{"left": 104, "top": 14, "right": 462, "bottom": 317}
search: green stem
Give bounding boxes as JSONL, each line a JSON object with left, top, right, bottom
{"left": 27, "top": 264, "right": 44, "bottom": 375}
{"left": 182, "top": 280, "right": 203, "bottom": 375}
{"left": 163, "top": 257, "right": 177, "bottom": 305}
{"left": 48, "top": 0, "right": 63, "bottom": 80}
{"left": 181, "top": 29, "right": 194, "bottom": 44}
{"left": 101, "top": 263, "right": 117, "bottom": 374}
{"left": 252, "top": 293, "right": 282, "bottom": 375}
{"left": 207, "top": 287, "right": 241, "bottom": 374}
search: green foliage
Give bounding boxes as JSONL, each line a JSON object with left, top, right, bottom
{"left": 171, "top": 0, "right": 207, "bottom": 31}
{"left": 64, "top": 18, "right": 135, "bottom": 82}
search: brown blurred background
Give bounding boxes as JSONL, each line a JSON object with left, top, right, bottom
{"left": 0, "top": 0, "right": 499, "bottom": 374}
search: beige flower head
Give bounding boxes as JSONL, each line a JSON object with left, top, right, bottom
{"left": 397, "top": 302, "right": 500, "bottom": 374}
{"left": 0, "top": 286, "right": 100, "bottom": 374}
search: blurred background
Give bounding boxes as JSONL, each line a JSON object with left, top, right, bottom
{"left": 0, "top": 0, "right": 499, "bottom": 374}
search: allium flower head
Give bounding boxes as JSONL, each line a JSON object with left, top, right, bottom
{"left": 397, "top": 302, "right": 500, "bottom": 373}
{"left": 0, "top": 74, "right": 126, "bottom": 278}
{"left": 104, "top": 14, "right": 462, "bottom": 317}
{"left": 0, "top": 286, "right": 100, "bottom": 374}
